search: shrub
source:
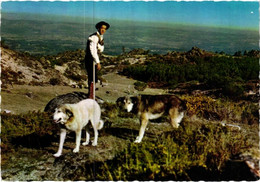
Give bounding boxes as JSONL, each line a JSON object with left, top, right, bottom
{"left": 83, "top": 121, "right": 252, "bottom": 180}
{"left": 101, "top": 102, "right": 119, "bottom": 119}
{"left": 180, "top": 95, "right": 257, "bottom": 124}
{"left": 1, "top": 111, "right": 59, "bottom": 151}
{"left": 241, "top": 104, "right": 259, "bottom": 125}
{"left": 134, "top": 81, "right": 147, "bottom": 91}
{"left": 222, "top": 82, "right": 245, "bottom": 99}
{"left": 122, "top": 55, "right": 258, "bottom": 99}
{"left": 181, "top": 95, "right": 216, "bottom": 118}
{"left": 49, "top": 78, "right": 62, "bottom": 85}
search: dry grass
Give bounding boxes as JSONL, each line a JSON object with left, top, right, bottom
{"left": 1, "top": 73, "right": 165, "bottom": 114}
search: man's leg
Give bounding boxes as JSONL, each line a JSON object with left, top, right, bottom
{"left": 86, "top": 61, "right": 94, "bottom": 98}
{"left": 92, "top": 61, "right": 96, "bottom": 99}
{"left": 86, "top": 61, "right": 98, "bottom": 99}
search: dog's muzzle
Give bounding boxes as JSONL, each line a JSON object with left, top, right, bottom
{"left": 54, "top": 118, "right": 62, "bottom": 124}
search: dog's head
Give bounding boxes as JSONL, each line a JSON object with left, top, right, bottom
{"left": 116, "top": 96, "right": 135, "bottom": 112}
{"left": 53, "top": 106, "right": 73, "bottom": 125}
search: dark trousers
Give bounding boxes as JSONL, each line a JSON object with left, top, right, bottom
{"left": 85, "top": 59, "right": 98, "bottom": 94}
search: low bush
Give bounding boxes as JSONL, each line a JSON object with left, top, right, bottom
{"left": 84, "top": 121, "right": 252, "bottom": 180}
{"left": 122, "top": 56, "right": 258, "bottom": 98}
{"left": 134, "top": 81, "right": 147, "bottom": 91}
{"left": 49, "top": 78, "right": 62, "bottom": 85}
{"left": 1, "top": 111, "right": 58, "bottom": 151}
{"left": 180, "top": 95, "right": 258, "bottom": 124}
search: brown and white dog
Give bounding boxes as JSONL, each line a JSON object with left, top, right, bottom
{"left": 117, "top": 95, "right": 186, "bottom": 143}
{"left": 53, "top": 99, "right": 103, "bottom": 157}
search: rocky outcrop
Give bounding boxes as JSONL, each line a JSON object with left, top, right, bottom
{"left": 1, "top": 47, "right": 87, "bottom": 88}
{"left": 1, "top": 134, "right": 129, "bottom": 181}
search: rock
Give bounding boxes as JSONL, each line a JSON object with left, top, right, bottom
{"left": 3, "top": 109, "right": 12, "bottom": 114}
{"left": 187, "top": 46, "right": 205, "bottom": 57}
{"left": 44, "top": 92, "right": 89, "bottom": 113}
{"left": 44, "top": 92, "right": 105, "bottom": 113}
{"left": 25, "top": 92, "right": 35, "bottom": 98}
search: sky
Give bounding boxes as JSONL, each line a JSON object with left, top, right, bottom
{"left": 1, "top": 1, "right": 259, "bottom": 29}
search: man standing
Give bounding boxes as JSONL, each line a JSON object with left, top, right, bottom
{"left": 84, "top": 21, "right": 110, "bottom": 98}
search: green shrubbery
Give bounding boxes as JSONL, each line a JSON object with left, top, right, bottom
{"left": 1, "top": 100, "right": 257, "bottom": 180}
{"left": 1, "top": 111, "right": 58, "bottom": 151}
{"left": 122, "top": 56, "right": 258, "bottom": 98}
{"left": 84, "top": 101, "right": 257, "bottom": 180}
{"left": 134, "top": 81, "right": 147, "bottom": 91}
{"left": 180, "top": 95, "right": 258, "bottom": 124}
{"left": 84, "top": 121, "right": 252, "bottom": 180}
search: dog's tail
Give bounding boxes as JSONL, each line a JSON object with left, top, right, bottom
{"left": 97, "top": 119, "right": 104, "bottom": 130}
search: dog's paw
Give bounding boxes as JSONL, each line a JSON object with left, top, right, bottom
{"left": 73, "top": 148, "right": 79, "bottom": 153}
{"left": 134, "top": 137, "right": 142, "bottom": 143}
{"left": 53, "top": 153, "right": 61, "bottom": 157}
{"left": 82, "top": 141, "right": 89, "bottom": 146}
{"left": 92, "top": 142, "right": 97, "bottom": 146}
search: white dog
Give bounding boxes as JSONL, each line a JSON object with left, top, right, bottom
{"left": 53, "top": 99, "right": 103, "bottom": 157}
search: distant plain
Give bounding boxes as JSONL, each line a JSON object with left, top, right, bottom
{"left": 1, "top": 12, "right": 259, "bottom": 56}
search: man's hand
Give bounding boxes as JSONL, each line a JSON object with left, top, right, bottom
{"left": 97, "top": 63, "right": 101, "bottom": 70}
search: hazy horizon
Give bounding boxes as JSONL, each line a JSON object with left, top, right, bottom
{"left": 1, "top": 1, "right": 259, "bottom": 56}
{"left": 2, "top": 1, "right": 258, "bottom": 30}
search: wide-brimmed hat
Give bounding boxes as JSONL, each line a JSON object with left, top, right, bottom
{"left": 95, "top": 21, "right": 110, "bottom": 30}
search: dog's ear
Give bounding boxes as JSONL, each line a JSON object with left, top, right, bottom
{"left": 116, "top": 97, "right": 124, "bottom": 105}
{"left": 65, "top": 108, "right": 73, "bottom": 118}
{"left": 131, "top": 96, "right": 139, "bottom": 105}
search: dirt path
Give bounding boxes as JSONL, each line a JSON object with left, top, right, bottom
{"left": 1, "top": 72, "right": 165, "bottom": 114}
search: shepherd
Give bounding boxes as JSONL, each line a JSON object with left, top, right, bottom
{"left": 84, "top": 21, "right": 110, "bottom": 99}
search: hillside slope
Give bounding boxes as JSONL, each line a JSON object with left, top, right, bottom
{"left": 1, "top": 46, "right": 259, "bottom": 181}
{"left": 1, "top": 46, "right": 86, "bottom": 88}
